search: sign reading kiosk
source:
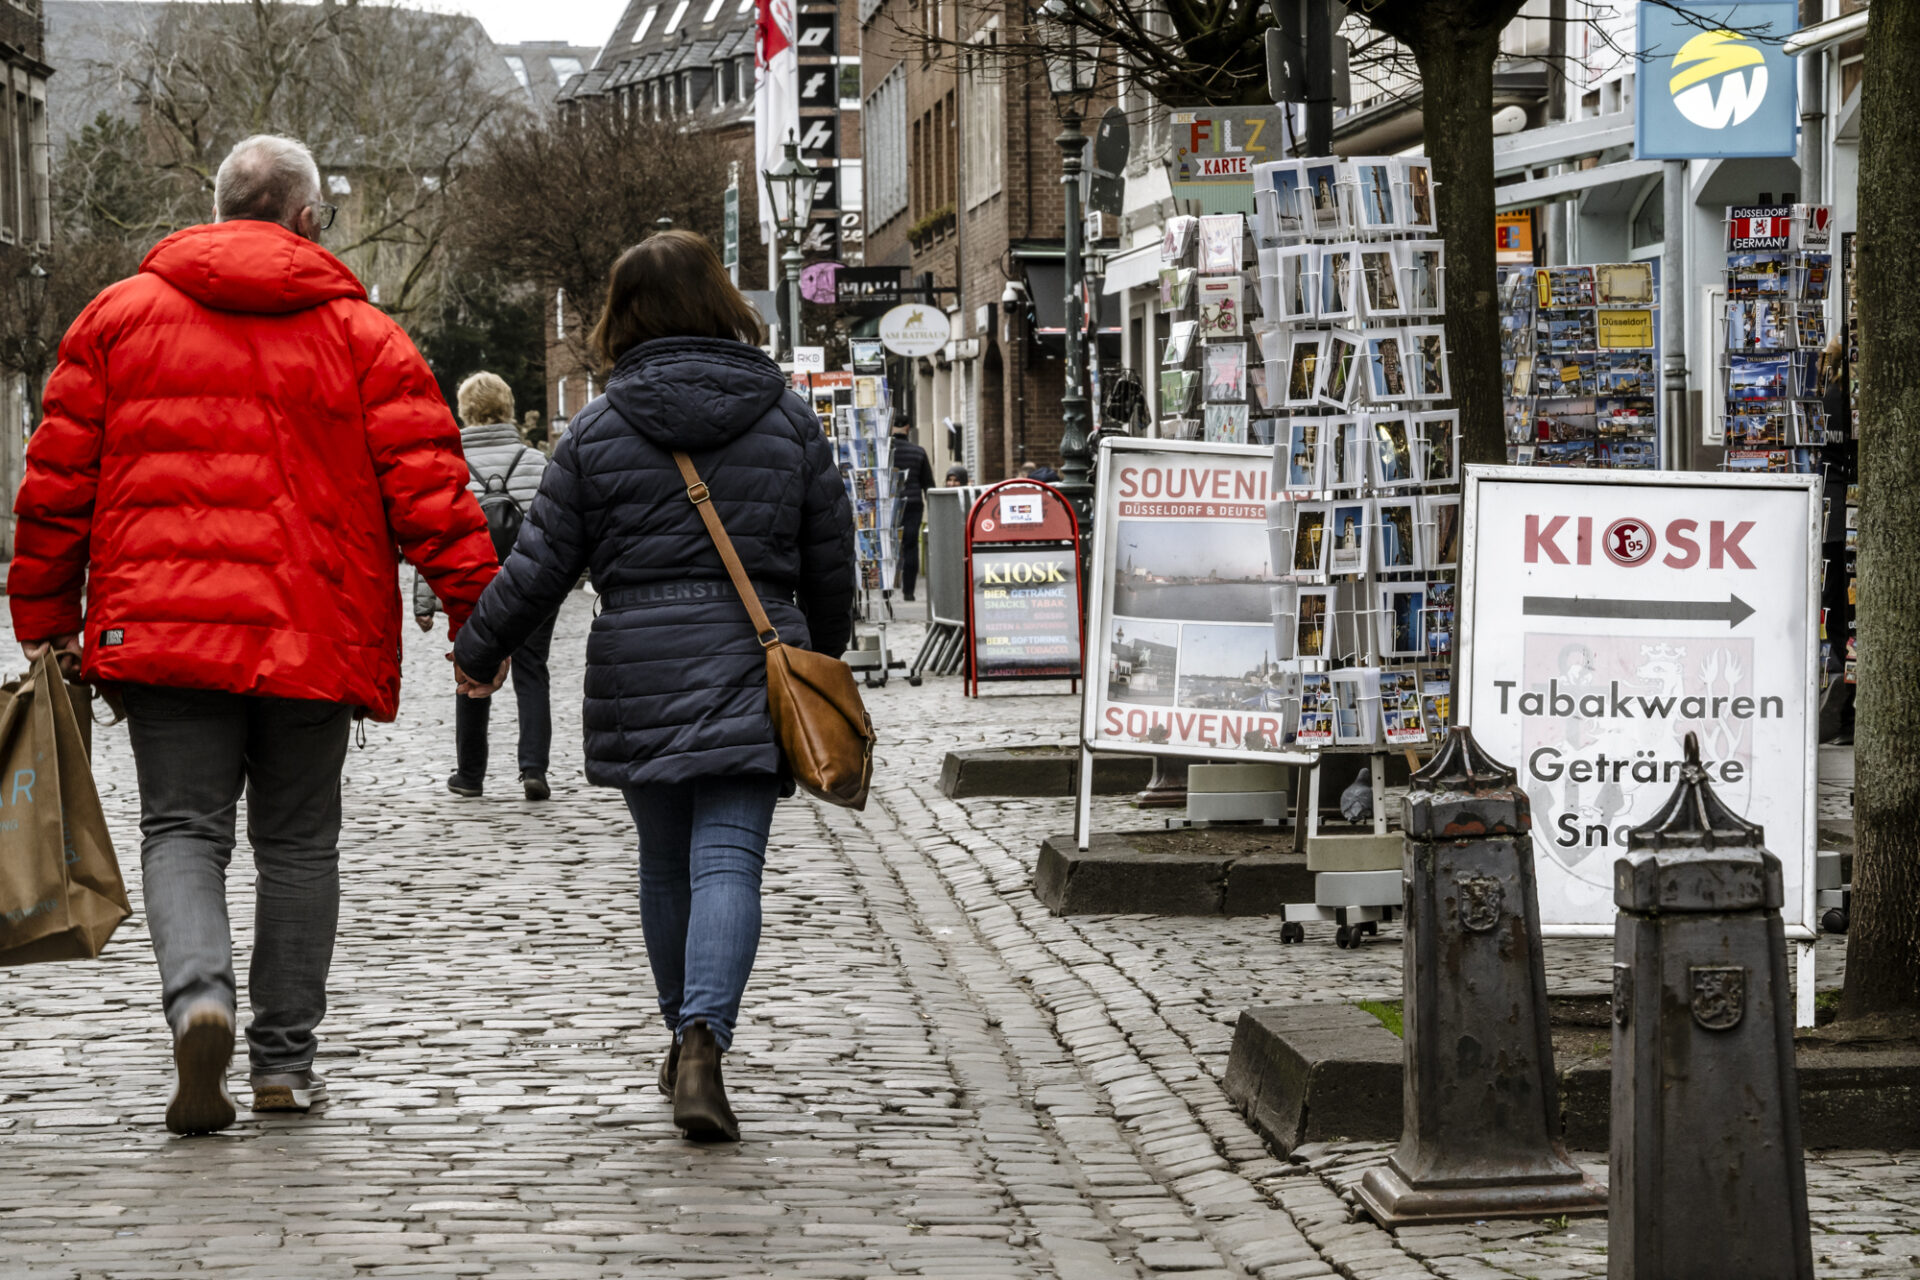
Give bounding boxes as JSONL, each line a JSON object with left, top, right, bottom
{"left": 1456, "top": 466, "right": 1819, "bottom": 936}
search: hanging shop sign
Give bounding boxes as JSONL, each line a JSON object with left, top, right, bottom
{"left": 799, "top": 261, "right": 840, "bottom": 304}
{"left": 877, "top": 303, "right": 947, "bottom": 357}
{"left": 1082, "top": 437, "right": 1311, "bottom": 763}
{"left": 1169, "top": 107, "right": 1286, "bottom": 193}
{"left": 964, "top": 481, "right": 1085, "bottom": 693}
{"left": 1634, "top": 2, "right": 1799, "bottom": 160}
{"left": 1496, "top": 210, "right": 1535, "bottom": 266}
{"left": 1456, "top": 466, "right": 1820, "bottom": 937}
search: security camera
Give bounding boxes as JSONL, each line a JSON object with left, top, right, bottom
{"left": 1000, "top": 279, "right": 1029, "bottom": 314}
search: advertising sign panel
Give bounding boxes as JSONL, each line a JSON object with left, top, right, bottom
{"left": 1457, "top": 467, "right": 1819, "bottom": 936}
{"left": 1169, "top": 108, "right": 1285, "bottom": 193}
{"left": 970, "top": 547, "right": 1082, "bottom": 681}
{"left": 1083, "top": 438, "right": 1309, "bottom": 763}
{"left": 1634, "top": 2, "right": 1798, "bottom": 159}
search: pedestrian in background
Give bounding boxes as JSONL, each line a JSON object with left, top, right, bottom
{"left": 415, "top": 372, "right": 556, "bottom": 801}
{"left": 8, "top": 134, "right": 498, "bottom": 1136}
{"left": 452, "top": 231, "right": 854, "bottom": 1143}
{"left": 944, "top": 464, "right": 969, "bottom": 487}
{"left": 889, "top": 422, "right": 935, "bottom": 601}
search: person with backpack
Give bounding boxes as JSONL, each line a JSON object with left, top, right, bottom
{"left": 415, "top": 372, "right": 557, "bottom": 801}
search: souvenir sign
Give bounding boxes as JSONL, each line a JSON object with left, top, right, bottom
{"left": 1085, "top": 439, "right": 1307, "bottom": 763}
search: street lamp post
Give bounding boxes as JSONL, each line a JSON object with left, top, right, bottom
{"left": 761, "top": 134, "right": 818, "bottom": 361}
{"left": 1040, "top": 3, "right": 1098, "bottom": 504}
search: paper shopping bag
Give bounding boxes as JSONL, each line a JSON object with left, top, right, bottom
{"left": 0, "top": 653, "right": 130, "bottom": 965}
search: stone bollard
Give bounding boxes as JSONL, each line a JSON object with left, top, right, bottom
{"left": 1609, "top": 732, "right": 1812, "bottom": 1279}
{"left": 1357, "top": 725, "right": 1605, "bottom": 1228}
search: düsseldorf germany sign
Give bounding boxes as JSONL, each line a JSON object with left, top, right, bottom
{"left": 1456, "top": 467, "right": 1820, "bottom": 937}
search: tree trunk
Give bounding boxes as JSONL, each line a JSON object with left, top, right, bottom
{"left": 1409, "top": 23, "right": 1506, "bottom": 466}
{"left": 1842, "top": 0, "right": 1920, "bottom": 1020}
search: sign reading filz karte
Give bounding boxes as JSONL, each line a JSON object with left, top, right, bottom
{"left": 1457, "top": 467, "right": 1820, "bottom": 936}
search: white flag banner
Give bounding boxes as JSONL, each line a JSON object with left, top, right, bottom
{"left": 755, "top": 0, "right": 797, "bottom": 244}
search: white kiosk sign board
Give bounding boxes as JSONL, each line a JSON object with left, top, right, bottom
{"left": 1459, "top": 467, "right": 1821, "bottom": 950}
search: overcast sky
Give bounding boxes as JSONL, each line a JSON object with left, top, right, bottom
{"left": 448, "top": 0, "right": 627, "bottom": 46}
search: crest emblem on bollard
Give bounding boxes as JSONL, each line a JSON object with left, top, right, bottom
{"left": 1612, "top": 963, "right": 1631, "bottom": 1027}
{"left": 1689, "top": 965, "right": 1747, "bottom": 1031}
{"left": 1456, "top": 875, "right": 1505, "bottom": 932}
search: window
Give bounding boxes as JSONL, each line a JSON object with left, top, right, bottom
{"left": 703, "top": 0, "right": 725, "bottom": 21}
{"left": 962, "top": 26, "right": 1002, "bottom": 208}
{"left": 864, "top": 65, "right": 908, "bottom": 227}
{"left": 503, "top": 55, "right": 529, "bottom": 89}
{"left": 664, "top": 0, "right": 691, "bottom": 35}
{"left": 556, "top": 288, "right": 566, "bottom": 338}
{"left": 632, "top": 4, "right": 659, "bottom": 41}
{"left": 716, "top": 61, "right": 729, "bottom": 107}
{"left": 549, "top": 56, "right": 583, "bottom": 83}
{"left": 0, "top": 77, "right": 14, "bottom": 242}
{"left": 737, "top": 0, "right": 753, "bottom": 13}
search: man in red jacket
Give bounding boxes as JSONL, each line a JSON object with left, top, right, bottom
{"left": 9, "top": 135, "right": 502, "bottom": 1136}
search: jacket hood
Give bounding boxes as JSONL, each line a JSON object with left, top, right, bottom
{"left": 142, "top": 221, "right": 368, "bottom": 315}
{"left": 603, "top": 337, "right": 789, "bottom": 451}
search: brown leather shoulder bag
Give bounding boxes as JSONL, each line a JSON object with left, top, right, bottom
{"left": 672, "top": 452, "right": 874, "bottom": 809}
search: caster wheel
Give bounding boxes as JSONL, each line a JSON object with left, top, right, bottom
{"left": 1360, "top": 922, "right": 1379, "bottom": 939}
{"left": 1280, "top": 922, "right": 1304, "bottom": 944}
{"left": 1335, "top": 925, "right": 1353, "bottom": 949}
{"left": 1822, "top": 907, "right": 1850, "bottom": 934}
{"left": 908, "top": 675, "right": 923, "bottom": 687}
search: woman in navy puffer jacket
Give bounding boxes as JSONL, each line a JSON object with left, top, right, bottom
{"left": 454, "top": 232, "right": 855, "bottom": 1142}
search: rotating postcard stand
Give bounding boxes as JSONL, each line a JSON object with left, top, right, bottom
{"left": 834, "top": 374, "right": 910, "bottom": 687}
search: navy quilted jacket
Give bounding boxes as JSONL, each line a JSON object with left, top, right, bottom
{"left": 454, "top": 337, "right": 856, "bottom": 788}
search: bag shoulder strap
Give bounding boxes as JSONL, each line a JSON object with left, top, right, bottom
{"left": 672, "top": 451, "right": 780, "bottom": 648}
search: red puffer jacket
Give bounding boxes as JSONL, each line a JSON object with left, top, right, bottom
{"left": 8, "top": 220, "right": 498, "bottom": 721}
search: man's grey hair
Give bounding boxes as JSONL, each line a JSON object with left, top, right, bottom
{"left": 214, "top": 134, "right": 323, "bottom": 227}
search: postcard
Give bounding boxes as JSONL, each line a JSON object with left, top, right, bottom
{"left": 1364, "top": 331, "right": 1411, "bottom": 402}
{"left": 1286, "top": 332, "right": 1325, "bottom": 409}
{"left": 1400, "top": 240, "right": 1444, "bottom": 315}
{"left": 1291, "top": 503, "right": 1330, "bottom": 577}
{"left": 1203, "top": 340, "right": 1248, "bottom": 402}
{"left": 1284, "top": 419, "right": 1325, "bottom": 491}
{"left": 1400, "top": 157, "right": 1436, "bottom": 231}
{"left": 1380, "top": 668, "right": 1427, "bottom": 746}
{"left": 1421, "top": 494, "right": 1461, "bottom": 570}
{"left": 1318, "top": 329, "right": 1361, "bottom": 408}
{"left": 1349, "top": 158, "right": 1398, "bottom": 230}
{"left": 1327, "top": 500, "right": 1369, "bottom": 576}
{"left": 1374, "top": 498, "right": 1420, "bottom": 572}
{"left": 1360, "top": 246, "right": 1404, "bottom": 318}
{"left": 1369, "top": 414, "right": 1415, "bottom": 487}
{"left": 1320, "top": 244, "right": 1358, "bottom": 321}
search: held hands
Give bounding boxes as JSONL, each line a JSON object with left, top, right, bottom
{"left": 21, "top": 634, "right": 84, "bottom": 679}
{"left": 453, "top": 655, "right": 510, "bottom": 698}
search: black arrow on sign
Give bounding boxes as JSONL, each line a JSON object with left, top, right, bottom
{"left": 1522, "top": 594, "right": 1755, "bottom": 628}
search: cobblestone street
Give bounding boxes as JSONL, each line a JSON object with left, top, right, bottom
{"left": 1, "top": 592, "right": 1916, "bottom": 1279}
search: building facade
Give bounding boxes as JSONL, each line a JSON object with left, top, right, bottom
{"left": 859, "top": 0, "right": 1116, "bottom": 485}
{"left": 0, "top": 0, "right": 50, "bottom": 559}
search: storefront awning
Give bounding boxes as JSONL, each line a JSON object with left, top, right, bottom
{"left": 1495, "top": 159, "right": 1664, "bottom": 213}
{"left": 1102, "top": 241, "right": 1163, "bottom": 295}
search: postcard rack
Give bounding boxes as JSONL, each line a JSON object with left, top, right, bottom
{"left": 1499, "top": 262, "right": 1661, "bottom": 469}
{"left": 830, "top": 373, "right": 909, "bottom": 686}
{"left": 1227, "top": 153, "right": 1467, "bottom": 945}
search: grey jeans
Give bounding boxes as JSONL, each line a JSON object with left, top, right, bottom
{"left": 121, "top": 685, "right": 353, "bottom": 1074}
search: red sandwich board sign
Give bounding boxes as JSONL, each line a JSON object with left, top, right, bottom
{"left": 964, "top": 480, "right": 1085, "bottom": 695}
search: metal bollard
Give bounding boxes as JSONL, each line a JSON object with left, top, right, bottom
{"left": 1609, "top": 732, "right": 1812, "bottom": 1279}
{"left": 1357, "top": 725, "right": 1605, "bottom": 1228}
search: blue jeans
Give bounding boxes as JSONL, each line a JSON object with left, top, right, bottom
{"left": 623, "top": 775, "right": 779, "bottom": 1052}
{"left": 121, "top": 686, "right": 353, "bottom": 1074}
{"left": 455, "top": 612, "right": 556, "bottom": 780}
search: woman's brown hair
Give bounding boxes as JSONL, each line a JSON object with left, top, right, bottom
{"left": 588, "top": 230, "right": 765, "bottom": 369}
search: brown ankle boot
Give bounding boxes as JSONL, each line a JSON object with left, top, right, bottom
{"left": 672, "top": 1019, "right": 738, "bottom": 1142}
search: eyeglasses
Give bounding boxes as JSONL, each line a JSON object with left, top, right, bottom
{"left": 311, "top": 203, "right": 338, "bottom": 232}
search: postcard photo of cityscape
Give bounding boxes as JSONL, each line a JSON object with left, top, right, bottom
{"left": 1175, "top": 623, "right": 1291, "bottom": 711}
{"left": 1114, "top": 519, "right": 1276, "bottom": 623}
{"left": 1105, "top": 618, "right": 1179, "bottom": 707}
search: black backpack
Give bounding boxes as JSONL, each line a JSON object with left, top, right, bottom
{"left": 471, "top": 450, "right": 527, "bottom": 562}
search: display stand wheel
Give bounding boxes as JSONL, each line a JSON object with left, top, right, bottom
{"left": 1822, "top": 907, "right": 1849, "bottom": 934}
{"left": 1280, "top": 922, "right": 1305, "bottom": 945}
{"left": 1335, "top": 925, "right": 1353, "bottom": 949}
{"left": 908, "top": 674, "right": 923, "bottom": 687}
